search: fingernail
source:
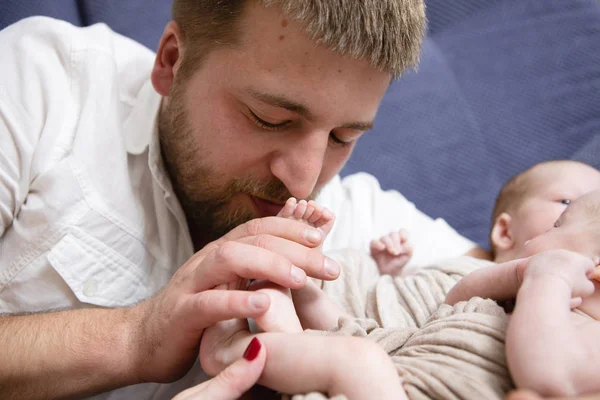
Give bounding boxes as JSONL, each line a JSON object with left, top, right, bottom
{"left": 291, "top": 266, "right": 306, "bottom": 283}
{"left": 248, "top": 293, "right": 269, "bottom": 310}
{"left": 243, "top": 337, "right": 262, "bottom": 361}
{"left": 304, "top": 228, "right": 322, "bottom": 245}
{"left": 325, "top": 257, "right": 340, "bottom": 278}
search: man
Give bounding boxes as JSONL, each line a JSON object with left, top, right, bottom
{"left": 0, "top": 0, "right": 477, "bottom": 398}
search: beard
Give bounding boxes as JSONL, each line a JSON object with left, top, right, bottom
{"left": 158, "top": 76, "right": 305, "bottom": 247}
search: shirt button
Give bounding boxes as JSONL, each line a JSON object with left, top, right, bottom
{"left": 83, "top": 279, "right": 99, "bottom": 297}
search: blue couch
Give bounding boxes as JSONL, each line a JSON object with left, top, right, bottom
{"left": 1, "top": 0, "right": 599, "bottom": 248}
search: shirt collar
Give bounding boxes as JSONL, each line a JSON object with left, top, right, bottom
{"left": 122, "top": 79, "right": 175, "bottom": 195}
{"left": 123, "top": 79, "right": 160, "bottom": 156}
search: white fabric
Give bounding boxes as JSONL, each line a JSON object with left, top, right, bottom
{"left": 0, "top": 17, "right": 474, "bottom": 399}
{"left": 317, "top": 173, "right": 475, "bottom": 272}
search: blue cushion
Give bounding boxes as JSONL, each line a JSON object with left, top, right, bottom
{"left": 0, "top": 0, "right": 81, "bottom": 29}
{"left": 341, "top": 39, "right": 500, "bottom": 248}
{"left": 78, "top": 0, "right": 171, "bottom": 51}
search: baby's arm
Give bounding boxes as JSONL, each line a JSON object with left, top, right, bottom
{"left": 444, "top": 258, "right": 527, "bottom": 305}
{"left": 506, "top": 250, "right": 597, "bottom": 397}
{"left": 201, "top": 321, "right": 406, "bottom": 399}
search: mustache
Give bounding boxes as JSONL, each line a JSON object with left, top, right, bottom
{"left": 231, "top": 178, "right": 292, "bottom": 203}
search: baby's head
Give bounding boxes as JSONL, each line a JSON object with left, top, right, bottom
{"left": 521, "top": 189, "right": 600, "bottom": 262}
{"left": 490, "top": 160, "right": 600, "bottom": 262}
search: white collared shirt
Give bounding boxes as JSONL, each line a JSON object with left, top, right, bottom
{"left": 0, "top": 17, "right": 474, "bottom": 399}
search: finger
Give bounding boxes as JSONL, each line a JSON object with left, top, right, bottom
{"left": 390, "top": 231, "right": 403, "bottom": 253}
{"left": 206, "top": 338, "right": 266, "bottom": 400}
{"left": 211, "top": 236, "right": 339, "bottom": 286}
{"left": 195, "top": 241, "right": 304, "bottom": 291}
{"left": 176, "top": 338, "right": 266, "bottom": 400}
{"left": 403, "top": 243, "right": 413, "bottom": 256}
{"left": 217, "top": 216, "right": 323, "bottom": 248}
{"left": 398, "top": 229, "right": 409, "bottom": 243}
{"left": 370, "top": 239, "right": 385, "bottom": 252}
{"left": 381, "top": 235, "right": 398, "bottom": 255}
{"left": 233, "top": 234, "right": 340, "bottom": 281}
{"left": 195, "top": 240, "right": 339, "bottom": 291}
{"left": 185, "top": 290, "right": 271, "bottom": 328}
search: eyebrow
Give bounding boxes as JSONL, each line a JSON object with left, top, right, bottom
{"left": 245, "top": 88, "right": 374, "bottom": 131}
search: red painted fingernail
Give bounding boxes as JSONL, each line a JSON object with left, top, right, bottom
{"left": 243, "top": 337, "right": 261, "bottom": 361}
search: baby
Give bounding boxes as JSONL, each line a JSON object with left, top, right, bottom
{"left": 443, "top": 160, "right": 600, "bottom": 396}
{"left": 201, "top": 160, "right": 600, "bottom": 399}
{"left": 446, "top": 189, "right": 600, "bottom": 396}
{"left": 371, "top": 159, "right": 600, "bottom": 275}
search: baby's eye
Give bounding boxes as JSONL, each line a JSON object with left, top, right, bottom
{"left": 560, "top": 199, "right": 571, "bottom": 205}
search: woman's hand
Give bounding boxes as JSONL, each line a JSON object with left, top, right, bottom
{"left": 173, "top": 338, "right": 265, "bottom": 400}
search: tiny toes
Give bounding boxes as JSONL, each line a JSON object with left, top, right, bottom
{"left": 278, "top": 197, "right": 297, "bottom": 218}
{"left": 304, "top": 203, "right": 315, "bottom": 221}
{"left": 307, "top": 204, "right": 323, "bottom": 224}
{"left": 293, "top": 200, "right": 308, "bottom": 219}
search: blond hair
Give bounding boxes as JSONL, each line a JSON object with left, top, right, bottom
{"left": 172, "top": 0, "right": 426, "bottom": 78}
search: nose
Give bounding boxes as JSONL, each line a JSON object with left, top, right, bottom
{"left": 269, "top": 131, "right": 328, "bottom": 199}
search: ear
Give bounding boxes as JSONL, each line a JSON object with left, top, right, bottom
{"left": 152, "top": 21, "right": 184, "bottom": 96}
{"left": 491, "top": 212, "right": 515, "bottom": 251}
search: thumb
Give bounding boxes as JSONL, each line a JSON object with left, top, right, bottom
{"left": 189, "top": 338, "right": 266, "bottom": 400}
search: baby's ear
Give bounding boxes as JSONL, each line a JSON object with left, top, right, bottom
{"left": 490, "top": 212, "right": 515, "bottom": 251}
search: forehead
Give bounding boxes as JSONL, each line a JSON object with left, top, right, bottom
{"left": 526, "top": 162, "right": 600, "bottom": 193}
{"left": 206, "top": 1, "right": 391, "bottom": 122}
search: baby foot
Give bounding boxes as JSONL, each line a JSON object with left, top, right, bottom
{"left": 370, "top": 229, "right": 413, "bottom": 276}
{"left": 250, "top": 279, "right": 303, "bottom": 333}
{"left": 277, "top": 197, "right": 336, "bottom": 247}
{"left": 252, "top": 198, "right": 336, "bottom": 334}
{"left": 200, "top": 317, "right": 254, "bottom": 376}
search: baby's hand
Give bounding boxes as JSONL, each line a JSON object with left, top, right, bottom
{"left": 370, "top": 229, "right": 413, "bottom": 275}
{"left": 523, "top": 249, "right": 596, "bottom": 300}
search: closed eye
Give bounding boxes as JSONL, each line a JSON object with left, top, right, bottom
{"left": 329, "top": 132, "right": 354, "bottom": 147}
{"left": 247, "top": 109, "right": 290, "bottom": 131}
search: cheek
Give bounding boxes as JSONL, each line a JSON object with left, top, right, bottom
{"left": 200, "top": 98, "right": 269, "bottom": 164}
{"left": 318, "top": 147, "right": 353, "bottom": 184}
{"left": 517, "top": 209, "right": 561, "bottom": 241}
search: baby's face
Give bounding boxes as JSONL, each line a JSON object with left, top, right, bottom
{"left": 510, "top": 163, "right": 600, "bottom": 254}
{"left": 521, "top": 190, "right": 600, "bottom": 261}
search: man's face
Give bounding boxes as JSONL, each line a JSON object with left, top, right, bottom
{"left": 158, "top": 2, "right": 390, "bottom": 243}
{"left": 522, "top": 190, "right": 600, "bottom": 261}
{"left": 510, "top": 163, "right": 600, "bottom": 255}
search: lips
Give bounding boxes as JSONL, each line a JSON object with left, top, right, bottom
{"left": 250, "top": 196, "right": 285, "bottom": 218}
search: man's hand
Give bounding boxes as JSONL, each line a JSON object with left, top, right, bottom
{"left": 132, "top": 216, "right": 341, "bottom": 383}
